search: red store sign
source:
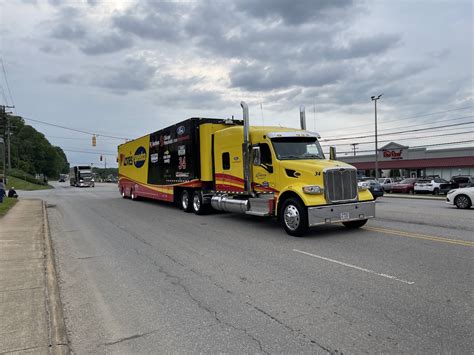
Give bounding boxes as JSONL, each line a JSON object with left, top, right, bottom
{"left": 382, "top": 149, "right": 404, "bottom": 160}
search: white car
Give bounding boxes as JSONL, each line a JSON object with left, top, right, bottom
{"left": 414, "top": 177, "right": 450, "bottom": 195}
{"left": 446, "top": 187, "right": 474, "bottom": 209}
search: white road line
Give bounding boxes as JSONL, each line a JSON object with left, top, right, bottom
{"left": 293, "top": 249, "right": 415, "bottom": 285}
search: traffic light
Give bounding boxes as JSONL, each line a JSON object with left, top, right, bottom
{"left": 92, "top": 135, "right": 96, "bottom": 147}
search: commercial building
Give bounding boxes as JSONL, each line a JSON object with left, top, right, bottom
{"left": 339, "top": 142, "right": 474, "bottom": 180}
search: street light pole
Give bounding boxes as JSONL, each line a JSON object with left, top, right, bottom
{"left": 371, "top": 94, "right": 383, "bottom": 179}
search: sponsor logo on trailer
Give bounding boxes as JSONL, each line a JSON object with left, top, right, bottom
{"left": 133, "top": 147, "right": 147, "bottom": 168}
{"left": 177, "top": 126, "right": 186, "bottom": 136}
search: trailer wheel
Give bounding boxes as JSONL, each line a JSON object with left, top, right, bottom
{"left": 192, "top": 191, "right": 207, "bottom": 215}
{"left": 131, "top": 189, "right": 138, "bottom": 200}
{"left": 181, "top": 190, "right": 193, "bottom": 212}
{"left": 121, "top": 188, "right": 126, "bottom": 198}
{"left": 281, "top": 198, "right": 308, "bottom": 237}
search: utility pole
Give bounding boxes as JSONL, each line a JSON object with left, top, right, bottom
{"left": 350, "top": 143, "right": 359, "bottom": 156}
{"left": 0, "top": 105, "right": 14, "bottom": 171}
{"left": 371, "top": 94, "right": 383, "bottom": 178}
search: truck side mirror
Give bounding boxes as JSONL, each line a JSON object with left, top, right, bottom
{"left": 252, "top": 146, "right": 261, "bottom": 166}
{"left": 329, "top": 146, "right": 337, "bottom": 160}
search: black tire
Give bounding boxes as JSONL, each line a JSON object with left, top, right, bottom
{"left": 433, "top": 188, "right": 439, "bottom": 195}
{"left": 192, "top": 191, "right": 208, "bottom": 215}
{"left": 454, "top": 194, "right": 472, "bottom": 209}
{"left": 280, "top": 197, "right": 308, "bottom": 237}
{"left": 342, "top": 219, "right": 368, "bottom": 229}
{"left": 121, "top": 188, "right": 126, "bottom": 198}
{"left": 181, "top": 190, "right": 193, "bottom": 213}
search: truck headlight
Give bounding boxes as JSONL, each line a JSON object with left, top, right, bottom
{"left": 358, "top": 182, "right": 370, "bottom": 190}
{"left": 302, "top": 185, "right": 323, "bottom": 194}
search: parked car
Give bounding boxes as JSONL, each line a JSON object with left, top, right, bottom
{"left": 358, "top": 179, "right": 384, "bottom": 199}
{"left": 377, "top": 177, "right": 397, "bottom": 192}
{"left": 450, "top": 175, "right": 474, "bottom": 189}
{"left": 392, "top": 178, "right": 418, "bottom": 194}
{"left": 414, "top": 177, "right": 450, "bottom": 195}
{"left": 446, "top": 187, "right": 474, "bottom": 209}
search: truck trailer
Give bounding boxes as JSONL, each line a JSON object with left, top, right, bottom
{"left": 70, "top": 166, "right": 95, "bottom": 187}
{"left": 118, "top": 102, "right": 375, "bottom": 236}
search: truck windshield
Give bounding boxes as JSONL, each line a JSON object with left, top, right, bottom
{"left": 271, "top": 137, "right": 324, "bottom": 160}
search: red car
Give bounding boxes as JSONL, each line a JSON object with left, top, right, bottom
{"left": 392, "top": 178, "right": 418, "bottom": 194}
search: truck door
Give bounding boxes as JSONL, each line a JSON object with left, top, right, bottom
{"left": 252, "top": 143, "right": 277, "bottom": 193}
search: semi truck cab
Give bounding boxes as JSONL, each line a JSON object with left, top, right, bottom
{"left": 210, "top": 105, "right": 375, "bottom": 235}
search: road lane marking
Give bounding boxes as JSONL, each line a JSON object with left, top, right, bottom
{"left": 364, "top": 226, "right": 474, "bottom": 247}
{"left": 293, "top": 249, "right": 415, "bottom": 285}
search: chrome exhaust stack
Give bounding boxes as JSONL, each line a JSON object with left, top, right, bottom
{"left": 300, "top": 105, "right": 306, "bottom": 130}
{"left": 241, "top": 101, "right": 252, "bottom": 194}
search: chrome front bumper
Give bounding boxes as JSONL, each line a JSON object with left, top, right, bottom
{"left": 307, "top": 201, "right": 375, "bottom": 226}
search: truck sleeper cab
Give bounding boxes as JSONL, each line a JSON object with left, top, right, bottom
{"left": 118, "top": 102, "right": 375, "bottom": 236}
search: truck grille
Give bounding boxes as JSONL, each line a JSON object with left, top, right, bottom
{"left": 324, "top": 168, "right": 358, "bottom": 203}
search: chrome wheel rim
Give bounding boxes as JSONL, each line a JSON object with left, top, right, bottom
{"left": 284, "top": 205, "right": 300, "bottom": 231}
{"left": 456, "top": 196, "right": 469, "bottom": 208}
{"left": 182, "top": 193, "right": 189, "bottom": 209}
{"left": 193, "top": 194, "right": 201, "bottom": 212}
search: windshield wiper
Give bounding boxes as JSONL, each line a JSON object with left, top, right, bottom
{"left": 302, "top": 153, "right": 321, "bottom": 158}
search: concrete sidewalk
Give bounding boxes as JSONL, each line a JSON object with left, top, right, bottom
{"left": 0, "top": 199, "right": 69, "bottom": 354}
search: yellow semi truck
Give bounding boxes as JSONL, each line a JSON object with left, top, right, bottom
{"left": 118, "top": 102, "right": 375, "bottom": 236}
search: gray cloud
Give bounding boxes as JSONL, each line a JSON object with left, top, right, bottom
{"left": 90, "top": 58, "right": 157, "bottom": 93}
{"left": 45, "top": 73, "right": 76, "bottom": 85}
{"left": 80, "top": 33, "right": 133, "bottom": 55}
{"left": 51, "top": 22, "right": 86, "bottom": 40}
{"left": 112, "top": 1, "right": 186, "bottom": 42}
{"left": 230, "top": 62, "right": 346, "bottom": 91}
{"left": 235, "top": 0, "right": 353, "bottom": 25}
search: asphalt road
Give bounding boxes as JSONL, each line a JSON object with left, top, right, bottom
{"left": 22, "top": 183, "right": 473, "bottom": 353}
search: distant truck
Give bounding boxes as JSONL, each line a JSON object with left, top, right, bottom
{"left": 70, "top": 166, "right": 95, "bottom": 187}
{"left": 118, "top": 102, "right": 375, "bottom": 236}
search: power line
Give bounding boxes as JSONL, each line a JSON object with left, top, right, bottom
{"left": 22, "top": 116, "right": 129, "bottom": 140}
{"left": 336, "top": 140, "right": 474, "bottom": 154}
{"left": 0, "top": 84, "right": 9, "bottom": 105}
{"left": 319, "top": 106, "right": 474, "bottom": 136}
{"left": 62, "top": 148, "right": 117, "bottom": 156}
{"left": 321, "top": 129, "right": 474, "bottom": 147}
{"left": 320, "top": 120, "right": 473, "bottom": 142}
{"left": 321, "top": 115, "right": 473, "bottom": 141}
{"left": 0, "top": 58, "right": 15, "bottom": 111}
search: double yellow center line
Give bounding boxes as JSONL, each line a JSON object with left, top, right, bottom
{"left": 364, "top": 226, "right": 474, "bottom": 247}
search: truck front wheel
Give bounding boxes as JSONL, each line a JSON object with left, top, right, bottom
{"left": 342, "top": 219, "right": 368, "bottom": 229}
{"left": 281, "top": 198, "right": 308, "bottom": 237}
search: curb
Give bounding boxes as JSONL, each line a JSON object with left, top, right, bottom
{"left": 42, "top": 201, "right": 71, "bottom": 355}
{"left": 381, "top": 194, "right": 445, "bottom": 201}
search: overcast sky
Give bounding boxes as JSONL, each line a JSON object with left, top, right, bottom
{"left": 0, "top": 0, "right": 472, "bottom": 167}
